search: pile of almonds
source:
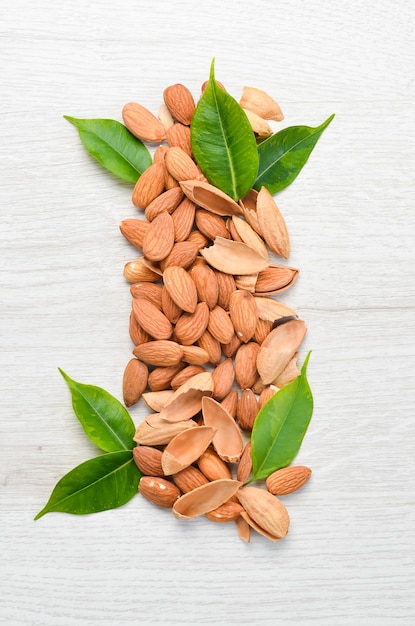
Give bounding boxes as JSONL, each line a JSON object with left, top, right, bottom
{"left": 120, "top": 81, "right": 311, "bottom": 542}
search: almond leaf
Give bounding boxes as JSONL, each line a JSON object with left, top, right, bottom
{"left": 34, "top": 451, "right": 140, "bottom": 519}
{"left": 190, "top": 59, "right": 258, "bottom": 201}
{"left": 59, "top": 369, "right": 136, "bottom": 452}
{"left": 254, "top": 114, "right": 334, "bottom": 194}
{"left": 250, "top": 351, "right": 313, "bottom": 480}
{"left": 64, "top": 116, "right": 152, "bottom": 182}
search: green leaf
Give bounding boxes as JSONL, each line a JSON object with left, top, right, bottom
{"left": 34, "top": 451, "right": 141, "bottom": 519}
{"left": 254, "top": 114, "right": 335, "bottom": 194}
{"left": 251, "top": 352, "right": 314, "bottom": 481}
{"left": 64, "top": 116, "right": 152, "bottom": 183}
{"left": 59, "top": 369, "right": 136, "bottom": 452}
{"left": 190, "top": 59, "right": 259, "bottom": 201}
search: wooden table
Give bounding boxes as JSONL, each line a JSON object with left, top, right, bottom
{"left": 1, "top": 1, "right": 414, "bottom": 623}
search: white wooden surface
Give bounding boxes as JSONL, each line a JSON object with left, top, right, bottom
{"left": 1, "top": 0, "right": 415, "bottom": 623}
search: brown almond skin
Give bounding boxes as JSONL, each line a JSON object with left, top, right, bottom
{"left": 132, "top": 162, "right": 165, "bottom": 209}
{"left": 147, "top": 364, "right": 184, "bottom": 391}
{"left": 236, "top": 388, "right": 258, "bottom": 432}
{"left": 197, "top": 330, "right": 222, "bottom": 365}
{"left": 195, "top": 209, "right": 231, "bottom": 241}
{"left": 198, "top": 447, "right": 232, "bottom": 481}
{"left": 237, "top": 441, "right": 252, "bottom": 482}
{"left": 220, "top": 390, "right": 239, "bottom": 418}
{"left": 119, "top": 218, "right": 150, "bottom": 249}
{"left": 129, "top": 311, "right": 150, "bottom": 346}
{"left": 172, "top": 466, "right": 209, "bottom": 493}
{"left": 208, "top": 306, "right": 235, "bottom": 344}
{"left": 211, "top": 358, "right": 235, "bottom": 401}
{"left": 130, "top": 282, "right": 163, "bottom": 308}
{"left": 142, "top": 211, "right": 175, "bottom": 262}
{"left": 122, "top": 358, "right": 148, "bottom": 407}
{"left": 205, "top": 501, "right": 244, "bottom": 523}
{"left": 170, "top": 365, "right": 206, "bottom": 390}
{"left": 163, "top": 83, "right": 196, "bottom": 125}
{"left": 166, "top": 122, "right": 192, "bottom": 155}
{"left": 234, "top": 342, "right": 260, "bottom": 389}
{"left": 139, "top": 476, "right": 180, "bottom": 508}
{"left": 174, "top": 302, "right": 210, "bottom": 345}
{"left": 190, "top": 263, "right": 219, "bottom": 310}
{"left": 265, "top": 466, "right": 312, "bottom": 496}
{"left": 171, "top": 198, "right": 196, "bottom": 242}
{"left": 132, "top": 298, "right": 173, "bottom": 340}
{"left": 133, "top": 446, "right": 164, "bottom": 477}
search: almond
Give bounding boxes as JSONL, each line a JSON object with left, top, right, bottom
{"left": 160, "top": 241, "right": 199, "bottom": 272}
{"left": 195, "top": 209, "right": 230, "bottom": 241}
{"left": 237, "top": 486, "right": 290, "bottom": 539}
{"left": 197, "top": 329, "right": 222, "bottom": 365}
{"left": 163, "top": 83, "right": 196, "bottom": 126}
{"left": 163, "top": 265, "right": 198, "bottom": 313}
{"left": 234, "top": 342, "right": 260, "bottom": 389}
{"left": 237, "top": 441, "right": 252, "bottom": 483}
{"left": 256, "top": 186, "right": 290, "bottom": 258}
{"left": 139, "top": 476, "right": 180, "bottom": 508}
{"left": 133, "top": 340, "right": 183, "bottom": 367}
{"left": 207, "top": 306, "right": 235, "bottom": 344}
{"left": 161, "top": 285, "right": 182, "bottom": 324}
{"left": 133, "top": 446, "right": 164, "bottom": 477}
{"left": 132, "top": 298, "right": 173, "bottom": 340}
{"left": 211, "top": 358, "right": 235, "bottom": 401}
{"left": 265, "top": 466, "right": 312, "bottom": 496}
{"left": 221, "top": 333, "right": 242, "bottom": 358}
{"left": 119, "top": 218, "right": 150, "bottom": 249}
{"left": 147, "top": 364, "right": 184, "bottom": 392}
{"left": 165, "top": 147, "right": 203, "bottom": 182}
{"left": 205, "top": 501, "right": 244, "bottom": 523}
{"left": 180, "top": 344, "right": 210, "bottom": 365}
{"left": 258, "top": 385, "right": 278, "bottom": 409}
{"left": 174, "top": 302, "right": 210, "bottom": 345}
{"left": 170, "top": 365, "right": 206, "bottom": 390}
{"left": 130, "top": 282, "right": 163, "bottom": 308}
{"left": 142, "top": 211, "right": 175, "bottom": 262}
{"left": 220, "top": 390, "right": 239, "bottom": 419}
{"left": 197, "top": 447, "right": 232, "bottom": 481}
{"left": 171, "top": 198, "right": 196, "bottom": 242}
{"left": 144, "top": 187, "right": 184, "bottom": 222}
{"left": 239, "top": 86, "right": 284, "bottom": 121}
{"left": 243, "top": 108, "right": 273, "bottom": 138}
{"left": 129, "top": 311, "right": 150, "bottom": 346}
{"left": 123, "top": 258, "right": 160, "bottom": 283}
{"left": 229, "top": 290, "right": 258, "bottom": 343}
{"left": 132, "top": 162, "right": 165, "bottom": 209}
{"left": 166, "top": 122, "right": 192, "bottom": 155}
{"left": 122, "top": 102, "right": 167, "bottom": 143}
{"left": 190, "top": 263, "right": 219, "bottom": 310}
{"left": 172, "top": 466, "right": 209, "bottom": 493}
{"left": 186, "top": 229, "right": 209, "bottom": 249}
{"left": 122, "top": 358, "right": 148, "bottom": 407}
{"left": 236, "top": 388, "right": 258, "bottom": 432}
{"left": 254, "top": 318, "right": 273, "bottom": 345}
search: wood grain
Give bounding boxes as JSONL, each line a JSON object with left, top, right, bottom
{"left": 1, "top": 0, "right": 415, "bottom": 623}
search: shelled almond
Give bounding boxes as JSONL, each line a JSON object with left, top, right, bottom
{"left": 119, "top": 77, "right": 311, "bottom": 543}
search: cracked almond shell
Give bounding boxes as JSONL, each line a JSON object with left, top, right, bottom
{"left": 161, "top": 426, "right": 216, "bottom": 475}
{"left": 202, "top": 396, "right": 244, "bottom": 463}
{"left": 256, "top": 319, "right": 307, "bottom": 384}
{"left": 172, "top": 479, "right": 242, "bottom": 520}
{"left": 237, "top": 486, "right": 290, "bottom": 539}
{"left": 201, "top": 237, "right": 269, "bottom": 275}
{"left": 179, "top": 180, "right": 242, "bottom": 216}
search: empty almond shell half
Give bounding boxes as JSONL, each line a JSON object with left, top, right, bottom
{"left": 202, "top": 396, "right": 244, "bottom": 463}
{"left": 172, "top": 478, "right": 242, "bottom": 520}
{"left": 161, "top": 425, "right": 216, "bottom": 475}
{"left": 256, "top": 319, "right": 307, "bottom": 384}
{"left": 179, "top": 180, "right": 242, "bottom": 216}
{"left": 160, "top": 371, "right": 214, "bottom": 422}
{"left": 200, "top": 237, "right": 269, "bottom": 275}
